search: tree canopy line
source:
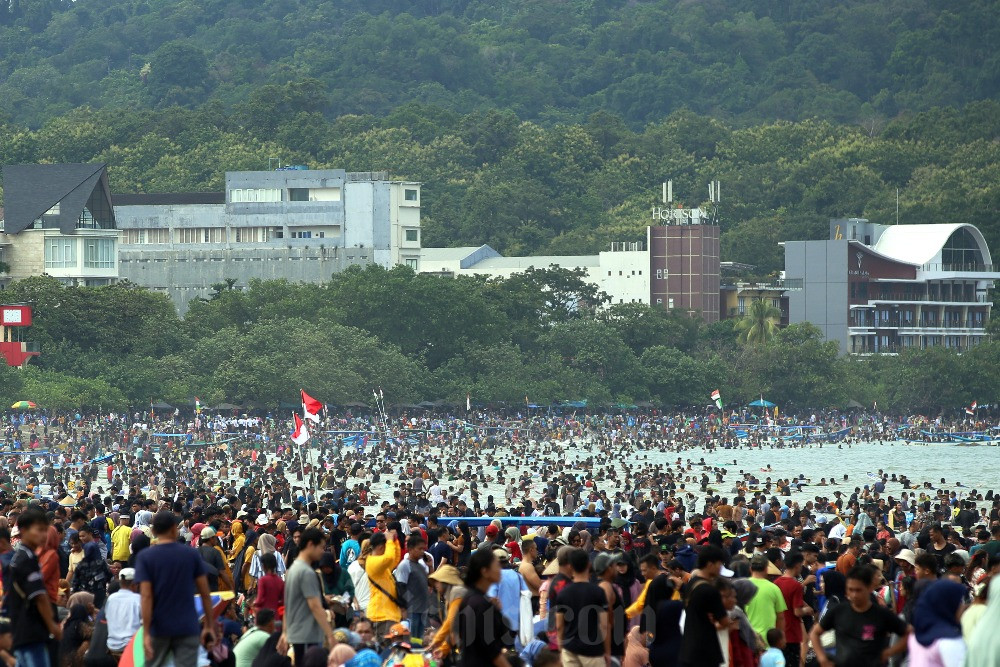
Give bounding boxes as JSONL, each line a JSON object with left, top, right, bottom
{"left": 1, "top": 270, "right": 998, "bottom": 414}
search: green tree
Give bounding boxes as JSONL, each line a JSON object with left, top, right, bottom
{"left": 736, "top": 299, "right": 782, "bottom": 346}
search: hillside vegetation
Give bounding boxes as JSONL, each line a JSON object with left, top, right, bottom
{"left": 0, "top": 0, "right": 997, "bottom": 126}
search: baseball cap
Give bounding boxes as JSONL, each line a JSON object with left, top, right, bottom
{"left": 485, "top": 525, "right": 500, "bottom": 538}
{"left": 384, "top": 622, "right": 410, "bottom": 640}
{"left": 255, "top": 513, "right": 269, "bottom": 526}
{"left": 120, "top": 568, "right": 136, "bottom": 580}
{"left": 593, "top": 552, "right": 623, "bottom": 575}
{"left": 719, "top": 564, "right": 735, "bottom": 578}
{"left": 201, "top": 526, "right": 217, "bottom": 540}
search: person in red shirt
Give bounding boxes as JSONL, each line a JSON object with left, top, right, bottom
{"left": 254, "top": 552, "right": 285, "bottom": 614}
{"left": 774, "top": 552, "right": 813, "bottom": 666}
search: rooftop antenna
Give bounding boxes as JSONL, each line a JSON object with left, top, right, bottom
{"left": 268, "top": 157, "right": 281, "bottom": 170}
{"left": 896, "top": 188, "right": 899, "bottom": 225}
{"left": 662, "top": 180, "right": 673, "bottom": 204}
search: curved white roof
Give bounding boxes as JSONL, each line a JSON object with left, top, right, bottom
{"left": 872, "top": 223, "right": 992, "bottom": 267}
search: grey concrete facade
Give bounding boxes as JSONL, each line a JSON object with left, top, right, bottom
{"left": 115, "top": 169, "right": 421, "bottom": 312}
{"left": 784, "top": 240, "right": 850, "bottom": 352}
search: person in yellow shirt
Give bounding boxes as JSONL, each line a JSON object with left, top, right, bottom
{"left": 111, "top": 514, "right": 132, "bottom": 564}
{"left": 365, "top": 529, "right": 402, "bottom": 639}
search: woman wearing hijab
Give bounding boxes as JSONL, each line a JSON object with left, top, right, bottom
{"left": 317, "top": 553, "right": 355, "bottom": 628}
{"left": 190, "top": 522, "right": 206, "bottom": 547}
{"left": 228, "top": 520, "right": 246, "bottom": 564}
{"left": 328, "top": 644, "right": 356, "bottom": 667}
{"left": 59, "top": 603, "right": 93, "bottom": 667}
{"left": 729, "top": 578, "right": 762, "bottom": 664}
{"left": 578, "top": 530, "right": 594, "bottom": 553}
{"left": 249, "top": 533, "right": 286, "bottom": 581}
{"left": 642, "top": 574, "right": 682, "bottom": 667}
{"left": 908, "top": 579, "right": 967, "bottom": 666}
{"left": 503, "top": 527, "right": 522, "bottom": 560}
{"left": 37, "top": 524, "right": 62, "bottom": 605}
{"left": 71, "top": 543, "right": 111, "bottom": 608}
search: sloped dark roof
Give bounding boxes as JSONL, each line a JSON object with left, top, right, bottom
{"left": 1, "top": 163, "right": 114, "bottom": 234}
{"left": 115, "top": 192, "right": 225, "bottom": 206}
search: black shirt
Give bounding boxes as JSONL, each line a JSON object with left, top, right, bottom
{"left": 197, "top": 544, "right": 224, "bottom": 591}
{"left": 679, "top": 578, "right": 726, "bottom": 667}
{"left": 4, "top": 543, "right": 51, "bottom": 648}
{"left": 554, "top": 581, "right": 608, "bottom": 657}
{"left": 457, "top": 589, "right": 513, "bottom": 667}
{"left": 819, "top": 601, "right": 907, "bottom": 667}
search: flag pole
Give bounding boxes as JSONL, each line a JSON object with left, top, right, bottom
{"left": 295, "top": 411, "right": 308, "bottom": 499}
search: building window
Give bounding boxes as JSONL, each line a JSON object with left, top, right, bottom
{"left": 405, "top": 258, "right": 418, "bottom": 270}
{"left": 273, "top": 227, "right": 284, "bottom": 239}
{"left": 405, "top": 229, "right": 419, "bottom": 242}
{"left": 404, "top": 189, "right": 418, "bottom": 202}
{"left": 289, "top": 188, "right": 309, "bottom": 202}
{"left": 291, "top": 231, "right": 312, "bottom": 239}
{"left": 44, "top": 238, "right": 77, "bottom": 268}
{"left": 656, "top": 269, "right": 663, "bottom": 280}
{"left": 177, "top": 228, "right": 224, "bottom": 244}
{"left": 122, "top": 229, "right": 169, "bottom": 244}
{"left": 229, "top": 188, "right": 282, "bottom": 203}
{"left": 234, "top": 227, "right": 269, "bottom": 243}
{"left": 84, "top": 238, "right": 115, "bottom": 268}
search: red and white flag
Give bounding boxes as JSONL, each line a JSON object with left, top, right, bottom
{"left": 291, "top": 413, "right": 310, "bottom": 445}
{"left": 301, "top": 389, "right": 323, "bottom": 423}
{"left": 966, "top": 401, "right": 977, "bottom": 416}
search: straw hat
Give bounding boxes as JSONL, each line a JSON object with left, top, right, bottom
{"left": 429, "top": 564, "right": 463, "bottom": 587}
{"left": 542, "top": 559, "right": 560, "bottom": 576}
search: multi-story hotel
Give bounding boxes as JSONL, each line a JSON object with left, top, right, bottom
{"left": 783, "top": 218, "right": 1000, "bottom": 354}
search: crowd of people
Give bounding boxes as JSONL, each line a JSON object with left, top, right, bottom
{"left": 0, "top": 406, "right": 998, "bottom": 667}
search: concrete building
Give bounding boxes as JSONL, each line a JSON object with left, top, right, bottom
{"left": 419, "top": 223, "right": 721, "bottom": 321}
{"left": 115, "top": 168, "right": 421, "bottom": 311}
{"left": 783, "top": 218, "right": 1000, "bottom": 354}
{"left": 0, "top": 163, "right": 120, "bottom": 288}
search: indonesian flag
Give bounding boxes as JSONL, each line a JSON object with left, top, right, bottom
{"left": 711, "top": 389, "right": 722, "bottom": 409}
{"left": 291, "top": 413, "right": 310, "bottom": 445}
{"left": 301, "top": 389, "right": 323, "bottom": 423}
{"left": 966, "top": 401, "right": 977, "bottom": 416}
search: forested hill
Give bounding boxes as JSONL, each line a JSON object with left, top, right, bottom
{"left": 0, "top": 0, "right": 997, "bottom": 126}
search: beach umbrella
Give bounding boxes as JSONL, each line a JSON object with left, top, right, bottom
{"left": 748, "top": 399, "right": 776, "bottom": 408}
{"left": 10, "top": 401, "right": 36, "bottom": 409}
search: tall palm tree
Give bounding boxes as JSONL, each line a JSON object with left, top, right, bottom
{"left": 736, "top": 298, "right": 781, "bottom": 345}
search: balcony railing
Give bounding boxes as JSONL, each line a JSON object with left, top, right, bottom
{"left": 920, "top": 263, "right": 998, "bottom": 272}
{"left": 869, "top": 294, "right": 987, "bottom": 303}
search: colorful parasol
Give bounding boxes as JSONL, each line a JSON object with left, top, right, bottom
{"left": 10, "top": 401, "right": 37, "bottom": 409}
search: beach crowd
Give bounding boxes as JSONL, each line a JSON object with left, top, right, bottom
{"left": 0, "top": 406, "right": 998, "bottom": 667}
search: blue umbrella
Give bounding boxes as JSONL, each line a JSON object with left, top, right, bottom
{"left": 748, "top": 399, "right": 776, "bottom": 408}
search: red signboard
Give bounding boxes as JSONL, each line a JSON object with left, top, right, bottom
{"left": 0, "top": 305, "right": 31, "bottom": 327}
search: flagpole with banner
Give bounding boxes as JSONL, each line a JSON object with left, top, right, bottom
{"left": 290, "top": 412, "right": 310, "bottom": 499}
